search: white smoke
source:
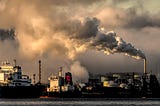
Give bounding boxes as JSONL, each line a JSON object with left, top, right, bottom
{"left": 69, "top": 61, "right": 89, "bottom": 82}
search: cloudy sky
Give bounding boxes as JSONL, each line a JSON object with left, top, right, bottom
{"left": 0, "top": 0, "right": 160, "bottom": 83}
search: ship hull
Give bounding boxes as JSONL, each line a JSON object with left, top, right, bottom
{"left": 81, "top": 87, "right": 131, "bottom": 98}
{"left": 0, "top": 85, "right": 45, "bottom": 98}
{"left": 48, "top": 91, "right": 81, "bottom": 98}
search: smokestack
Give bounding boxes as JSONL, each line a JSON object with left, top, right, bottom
{"left": 144, "top": 58, "right": 147, "bottom": 74}
{"left": 33, "top": 74, "right": 36, "bottom": 84}
{"left": 38, "top": 60, "right": 41, "bottom": 84}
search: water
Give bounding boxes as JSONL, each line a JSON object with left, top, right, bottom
{"left": 0, "top": 98, "right": 160, "bottom": 106}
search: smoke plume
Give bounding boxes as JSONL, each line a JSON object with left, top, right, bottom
{"left": 91, "top": 30, "right": 145, "bottom": 59}
{"left": 69, "top": 61, "right": 89, "bottom": 82}
{"left": 0, "top": 0, "right": 154, "bottom": 83}
{"left": 66, "top": 17, "right": 146, "bottom": 60}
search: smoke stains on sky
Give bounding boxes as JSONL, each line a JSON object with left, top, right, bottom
{"left": 0, "top": 0, "right": 160, "bottom": 82}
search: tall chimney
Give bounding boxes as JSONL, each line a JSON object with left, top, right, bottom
{"left": 33, "top": 74, "right": 36, "bottom": 84}
{"left": 39, "top": 60, "right": 41, "bottom": 84}
{"left": 144, "top": 58, "right": 147, "bottom": 74}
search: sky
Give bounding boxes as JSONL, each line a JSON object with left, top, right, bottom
{"left": 0, "top": 0, "right": 160, "bottom": 83}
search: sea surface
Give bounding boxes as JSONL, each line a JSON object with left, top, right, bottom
{"left": 0, "top": 98, "right": 160, "bottom": 106}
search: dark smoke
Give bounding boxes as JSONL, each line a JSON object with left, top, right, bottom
{"left": 124, "top": 8, "right": 160, "bottom": 29}
{"left": 91, "top": 30, "right": 145, "bottom": 59}
{"left": 0, "top": 28, "right": 15, "bottom": 41}
{"left": 68, "top": 17, "right": 146, "bottom": 59}
{"left": 76, "top": 18, "right": 99, "bottom": 39}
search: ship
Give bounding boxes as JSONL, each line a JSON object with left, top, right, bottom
{"left": 47, "top": 67, "right": 81, "bottom": 98}
{"left": 0, "top": 61, "right": 45, "bottom": 98}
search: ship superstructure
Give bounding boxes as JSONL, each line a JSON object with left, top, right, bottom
{"left": 47, "top": 68, "right": 80, "bottom": 97}
{"left": 0, "top": 62, "right": 31, "bottom": 86}
{"left": 0, "top": 61, "right": 45, "bottom": 98}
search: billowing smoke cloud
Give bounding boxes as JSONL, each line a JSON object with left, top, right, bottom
{"left": 91, "top": 30, "right": 145, "bottom": 59}
{"left": 0, "top": 0, "right": 159, "bottom": 83}
{"left": 66, "top": 17, "right": 145, "bottom": 60}
{"left": 69, "top": 61, "right": 89, "bottom": 82}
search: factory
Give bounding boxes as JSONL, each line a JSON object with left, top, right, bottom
{"left": 45, "top": 58, "right": 160, "bottom": 98}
